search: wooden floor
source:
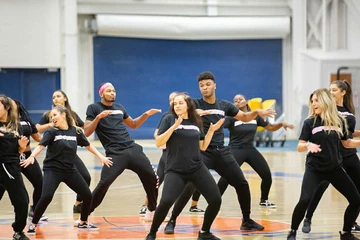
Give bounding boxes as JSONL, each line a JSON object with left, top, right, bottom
{"left": 0, "top": 140, "right": 359, "bottom": 239}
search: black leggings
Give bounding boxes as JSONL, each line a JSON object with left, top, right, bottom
{"left": 0, "top": 151, "right": 43, "bottom": 209}
{"left": 170, "top": 146, "right": 251, "bottom": 220}
{"left": 74, "top": 154, "right": 91, "bottom": 202}
{"left": 32, "top": 169, "right": 92, "bottom": 224}
{"left": 0, "top": 162, "right": 29, "bottom": 232}
{"left": 306, "top": 154, "right": 360, "bottom": 220}
{"left": 290, "top": 167, "right": 360, "bottom": 232}
{"left": 156, "top": 150, "right": 166, "bottom": 186}
{"left": 150, "top": 164, "right": 221, "bottom": 234}
{"left": 90, "top": 144, "right": 159, "bottom": 212}
{"left": 217, "top": 148, "right": 272, "bottom": 200}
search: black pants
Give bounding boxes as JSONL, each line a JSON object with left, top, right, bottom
{"left": 74, "top": 154, "right": 91, "bottom": 202}
{"left": 32, "top": 169, "right": 92, "bottom": 224}
{"left": 0, "top": 162, "right": 29, "bottom": 232}
{"left": 0, "top": 151, "right": 43, "bottom": 209}
{"left": 290, "top": 167, "right": 360, "bottom": 232}
{"left": 171, "top": 146, "right": 251, "bottom": 220}
{"left": 150, "top": 164, "right": 221, "bottom": 234}
{"left": 306, "top": 154, "right": 360, "bottom": 220}
{"left": 90, "top": 144, "right": 159, "bottom": 212}
{"left": 156, "top": 150, "right": 166, "bottom": 186}
{"left": 217, "top": 148, "right": 272, "bottom": 200}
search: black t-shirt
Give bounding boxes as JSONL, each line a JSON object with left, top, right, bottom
{"left": 86, "top": 102, "right": 135, "bottom": 153}
{"left": 20, "top": 117, "right": 38, "bottom": 147}
{"left": 224, "top": 115, "right": 269, "bottom": 149}
{"left": 337, "top": 105, "right": 357, "bottom": 157}
{"left": 40, "top": 126, "right": 89, "bottom": 172}
{"left": 193, "top": 98, "right": 238, "bottom": 147}
{"left": 299, "top": 116, "right": 349, "bottom": 172}
{"left": 39, "top": 111, "right": 84, "bottom": 127}
{"left": 0, "top": 122, "right": 22, "bottom": 163}
{"left": 156, "top": 112, "right": 170, "bottom": 129}
{"left": 158, "top": 114, "right": 204, "bottom": 174}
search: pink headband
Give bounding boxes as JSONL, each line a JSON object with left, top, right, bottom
{"left": 99, "top": 82, "right": 114, "bottom": 95}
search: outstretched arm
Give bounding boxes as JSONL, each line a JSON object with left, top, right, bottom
{"left": 20, "top": 145, "right": 45, "bottom": 168}
{"left": 84, "top": 144, "right": 113, "bottom": 168}
{"left": 124, "top": 109, "right": 161, "bottom": 129}
{"left": 234, "top": 108, "right": 276, "bottom": 122}
{"left": 264, "top": 122, "right": 295, "bottom": 132}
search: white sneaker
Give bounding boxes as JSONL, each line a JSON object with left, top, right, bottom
{"left": 144, "top": 209, "right": 154, "bottom": 222}
{"left": 73, "top": 217, "right": 81, "bottom": 227}
{"left": 40, "top": 215, "right": 48, "bottom": 221}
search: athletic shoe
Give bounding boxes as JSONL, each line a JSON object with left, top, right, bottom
{"left": 26, "top": 224, "right": 36, "bottom": 235}
{"left": 340, "top": 231, "right": 360, "bottom": 240}
{"left": 302, "top": 218, "right": 311, "bottom": 233}
{"left": 190, "top": 205, "right": 205, "bottom": 213}
{"left": 144, "top": 209, "right": 154, "bottom": 222}
{"left": 13, "top": 232, "right": 29, "bottom": 240}
{"left": 78, "top": 222, "right": 99, "bottom": 230}
{"left": 145, "top": 233, "right": 156, "bottom": 240}
{"left": 352, "top": 222, "right": 360, "bottom": 232}
{"left": 259, "top": 200, "right": 276, "bottom": 208}
{"left": 73, "top": 202, "right": 83, "bottom": 213}
{"left": 40, "top": 215, "right": 48, "bottom": 221}
{"left": 240, "top": 219, "right": 264, "bottom": 231}
{"left": 197, "top": 231, "right": 220, "bottom": 240}
{"left": 287, "top": 230, "right": 296, "bottom": 239}
{"left": 73, "top": 217, "right": 81, "bottom": 227}
{"left": 164, "top": 219, "right": 176, "bottom": 234}
{"left": 139, "top": 205, "right": 147, "bottom": 215}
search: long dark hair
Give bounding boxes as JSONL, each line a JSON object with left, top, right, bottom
{"left": 0, "top": 94, "right": 19, "bottom": 132}
{"left": 13, "top": 100, "right": 31, "bottom": 122}
{"left": 332, "top": 80, "right": 355, "bottom": 114}
{"left": 170, "top": 93, "right": 203, "bottom": 131}
{"left": 44, "top": 90, "right": 79, "bottom": 125}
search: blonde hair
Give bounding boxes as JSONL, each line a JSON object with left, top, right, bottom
{"left": 0, "top": 95, "right": 19, "bottom": 133}
{"left": 308, "top": 88, "right": 347, "bottom": 136}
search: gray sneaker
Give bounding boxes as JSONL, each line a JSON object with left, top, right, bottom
{"left": 302, "top": 218, "right": 311, "bottom": 233}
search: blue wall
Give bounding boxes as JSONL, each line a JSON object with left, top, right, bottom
{"left": 0, "top": 69, "right": 60, "bottom": 123}
{"left": 93, "top": 37, "right": 282, "bottom": 139}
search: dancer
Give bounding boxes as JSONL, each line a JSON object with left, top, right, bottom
{"left": 23, "top": 106, "right": 112, "bottom": 234}
{"left": 287, "top": 88, "right": 360, "bottom": 240}
{"left": 219, "top": 94, "right": 294, "bottom": 207}
{"left": 0, "top": 94, "right": 30, "bottom": 240}
{"left": 84, "top": 82, "right": 160, "bottom": 219}
{"left": 164, "top": 71, "right": 275, "bottom": 234}
{"left": 36, "top": 90, "right": 91, "bottom": 213}
{"left": 146, "top": 93, "right": 224, "bottom": 240}
{"left": 301, "top": 80, "right": 360, "bottom": 233}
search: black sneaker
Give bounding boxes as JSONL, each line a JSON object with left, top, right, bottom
{"left": 352, "top": 222, "right": 360, "bottom": 232}
{"left": 139, "top": 205, "right": 147, "bottom": 215}
{"left": 197, "top": 231, "right": 220, "bottom": 240}
{"left": 240, "top": 219, "right": 264, "bottom": 231}
{"left": 73, "top": 202, "right": 83, "bottom": 213}
{"left": 164, "top": 219, "right": 176, "bottom": 234}
{"left": 27, "top": 224, "right": 36, "bottom": 235}
{"left": 78, "top": 222, "right": 99, "bottom": 230}
{"left": 190, "top": 205, "right": 205, "bottom": 213}
{"left": 287, "top": 230, "right": 296, "bottom": 240}
{"left": 259, "top": 200, "right": 276, "bottom": 208}
{"left": 13, "top": 232, "right": 29, "bottom": 240}
{"left": 302, "top": 218, "right": 311, "bottom": 233}
{"left": 145, "top": 232, "right": 156, "bottom": 240}
{"left": 340, "top": 231, "right": 360, "bottom": 240}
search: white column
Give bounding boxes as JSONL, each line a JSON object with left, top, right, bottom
{"left": 60, "top": 0, "right": 80, "bottom": 111}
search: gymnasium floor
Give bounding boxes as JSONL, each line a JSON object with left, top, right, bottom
{"left": 0, "top": 140, "right": 358, "bottom": 239}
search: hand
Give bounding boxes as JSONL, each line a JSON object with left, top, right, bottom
{"left": 307, "top": 142, "right": 322, "bottom": 153}
{"left": 196, "top": 109, "right": 211, "bottom": 116}
{"left": 18, "top": 136, "right": 29, "bottom": 149}
{"left": 257, "top": 108, "right": 276, "bottom": 120}
{"left": 20, "top": 156, "right": 35, "bottom": 168}
{"left": 209, "top": 118, "right": 225, "bottom": 132}
{"left": 97, "top": 110, "right": 113, "bottom": 119}
{"left": 282, "top": 122, "right": 295, "bottom": 130}
{"left": 100, "top": 156, "right": 113, "bottom": 168}
{"left": 146, "top": 109, "right": 162, "bottom": 116}
{"left": 172, "top": 116, "right": 183, "bottom": 130}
